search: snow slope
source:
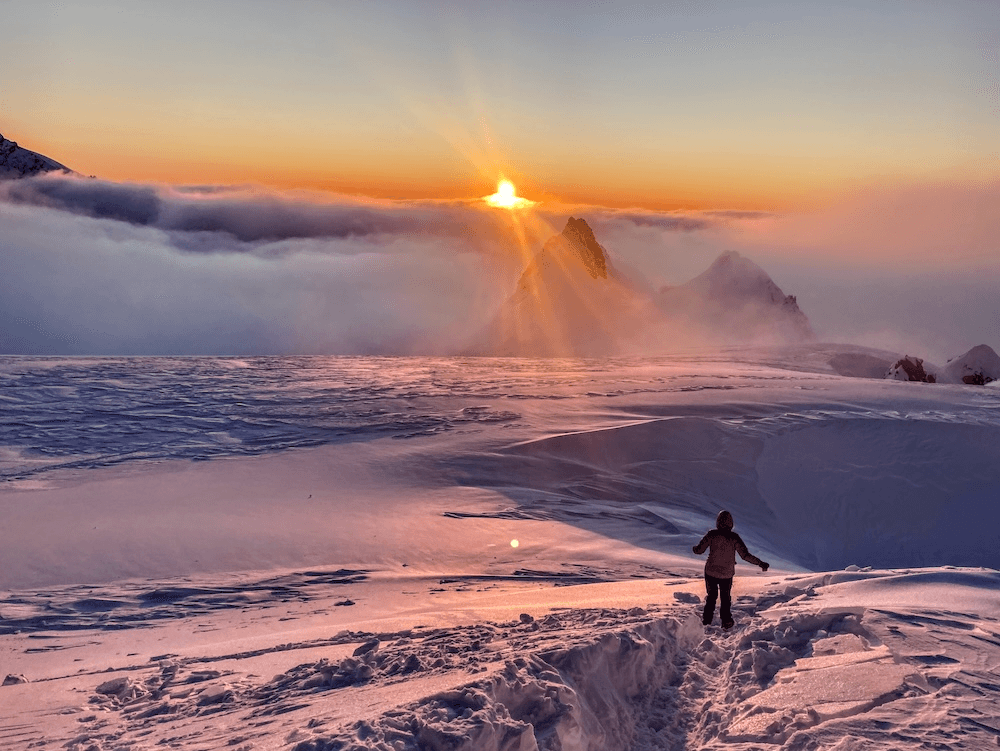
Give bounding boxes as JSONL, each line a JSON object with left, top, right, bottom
{"left": 1, "top": 349, "right": 999, "bottom": 749}
{"left": 2, "top": 568, "right": 997, "bottom": 750}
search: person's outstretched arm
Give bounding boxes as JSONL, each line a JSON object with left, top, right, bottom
{"left": 735, "top": 534, "right": 769, "bottom": 571}
{"left": 692, "top": 532, "right": 712, "bottom": 555}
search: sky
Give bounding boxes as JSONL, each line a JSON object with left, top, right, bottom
{"left": 4, "top": 0, "right": 998, "bottom": 209}
{"left": 1, "top": 0, "right": 998, "bottom": 358}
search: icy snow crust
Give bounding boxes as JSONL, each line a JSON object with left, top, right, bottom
{"left": 5, "top": 348, "right": 998, "bottom": 573}
{"left": 2, "top": 348, "right": 1000, "bottom": 749}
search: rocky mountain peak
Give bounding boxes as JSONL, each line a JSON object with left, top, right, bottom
{"left": 0, "top": 133, "right": 70, "bottom": 179}
{"left": 698, "top": 250, "right": 773, "bottom": 290}
{"left": 546, "top": 217, "right": 608, "bottom": 279}
{"left": 656, "top": 249, "right": 815, "bottom": 342}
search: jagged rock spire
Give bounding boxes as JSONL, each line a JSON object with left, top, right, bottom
{"left": 550, "top": 217, "right": 608, "bottom": 279}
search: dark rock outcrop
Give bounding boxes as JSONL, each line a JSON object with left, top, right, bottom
{"left": 887, "top": 356, "right": 936, "bottom": 383}
{"left": 962, "top": 373, "right": 990, "bottom": 386}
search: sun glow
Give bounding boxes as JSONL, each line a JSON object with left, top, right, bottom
{"left": 485, "top": 179, "right": 535, "bottom": 209}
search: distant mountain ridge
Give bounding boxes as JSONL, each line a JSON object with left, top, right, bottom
{"left": 657, "top": 250, "right": 815, "bottom": 344}
{"left": 473, "top": 217, "right": 815, "bottom": 356}
{"left": 0, "top": 133, "right": 70, "bottom": 179}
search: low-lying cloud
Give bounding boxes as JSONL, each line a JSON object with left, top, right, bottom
{"left": 0, "top": 178, "right": 533, "bottom": 355}
{"left": 2, "top": 175, "right": 496, "bottom": 248}
{"left": 1, "top": 173, "right": 997, "bottom": 358}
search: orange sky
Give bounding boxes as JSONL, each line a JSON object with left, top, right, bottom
{"left": 4, "top": 2, "right": 998, "bottom": 212}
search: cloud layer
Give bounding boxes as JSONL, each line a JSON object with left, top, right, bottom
{"left": 0, "top": 178, "right": 530, "bottom": 354}
{"left": 2, "top": 176, "right": 506, "bottom": 249}
{"left": 1, "top": 173, "right": 997, "bottom": 358}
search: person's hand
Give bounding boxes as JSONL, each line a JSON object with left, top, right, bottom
{"left": 691, "top": 545, "right": 698, "bottom": 553}
{"left": 760, "top": 562, "right": 769, "bottom": 572}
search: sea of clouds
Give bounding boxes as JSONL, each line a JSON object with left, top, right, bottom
{"left": 1, "top": 173, "right": 997, "bottom": 358}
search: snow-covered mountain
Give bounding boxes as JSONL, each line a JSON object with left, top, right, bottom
{"left": 0, "top": 133, "right": 70, "bottom": 179}
{"left": 657, "top": 250, "right": 815, "bottom": 344}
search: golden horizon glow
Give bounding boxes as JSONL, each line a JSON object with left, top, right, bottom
{"left": 11, "top": 122, "right": 996, "bottom": 215}
{"left": 4, "top": 3, "right": 996, "bottom": 217}
{"left": 485, "top": 179, "right": 536, "bottom": 209}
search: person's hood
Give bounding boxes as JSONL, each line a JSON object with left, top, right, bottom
{"left": 716, "top": 510, "right": 734, "bottom": 531}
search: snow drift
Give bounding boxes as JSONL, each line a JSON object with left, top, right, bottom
{"left": 941, "top": 344, "right": 1000, "bottom": 385}
{"left": 5, "top": 568, "right": 998, "bottom": 751}
{"left": 2, "top": 352, "right": 1000, "bottom": 750}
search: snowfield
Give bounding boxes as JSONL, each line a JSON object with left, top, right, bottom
{"left": 1, "top": 348, "right": 998, "bottom": 750}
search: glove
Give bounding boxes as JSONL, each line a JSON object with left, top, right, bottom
{"left": 760, "top": 562, "right": 769, "bottom": 572}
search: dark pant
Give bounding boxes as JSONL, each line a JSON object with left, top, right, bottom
{"left": 703, "top": 574, "right": 733, "bottom": 625}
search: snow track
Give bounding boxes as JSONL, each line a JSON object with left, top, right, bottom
{"left": 4, "top": 570, "right": 999, "bottom": 750}
{"left": 290, "top": 590, "right": 999, "bottom": 750}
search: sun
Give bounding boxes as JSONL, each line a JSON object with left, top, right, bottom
{"left": 484, "top": 179, "right": 535, "bottom": 209}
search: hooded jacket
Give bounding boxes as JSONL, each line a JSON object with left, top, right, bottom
{"left": 693, "top": 511, "right": 765, "bottom": 579}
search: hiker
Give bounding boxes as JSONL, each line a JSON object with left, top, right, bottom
{"left": 692, "top": 510, "right": 769, "bottom": 628}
